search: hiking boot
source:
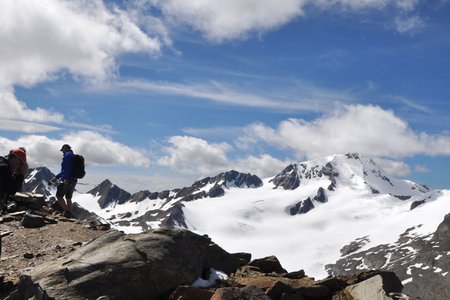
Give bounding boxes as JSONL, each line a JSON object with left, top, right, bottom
{"left": 63, "top": 211, "right": 75, "bottom": 218}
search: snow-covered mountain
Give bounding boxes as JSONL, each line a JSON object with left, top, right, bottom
{"left": 23, "top": 167, "right": 56, "bottom": 198}
{"left": 24, "top": 153, "right": 450, "bottom": 299}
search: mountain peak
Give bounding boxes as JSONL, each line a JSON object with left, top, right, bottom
{"left": 87, "top": 179, "right": 131, "bottom": 209}
{"left": 271, "top": 153, "right": 428, "bottom": 197}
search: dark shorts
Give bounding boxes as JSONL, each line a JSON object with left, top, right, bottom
{"left": 56, "top": 181, "right": 76, "bottom": 199}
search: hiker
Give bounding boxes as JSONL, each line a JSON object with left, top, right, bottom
{"left": 0, "top": 148, "right": 28, "bottom": 211}
{"left": 50, "top": 144, "right": 77, "bottom": 217}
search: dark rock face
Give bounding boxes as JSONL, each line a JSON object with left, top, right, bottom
{"left": 339, "top": 236, "right": 370, "bottom": 256}
{"left": 16, "top": 228, "right": 249, "bottom": 300}
{"left": 23, "top": 167, "right": 55, "bottom": 198}
{"left": 218, "top": 170, "right": 263, "bottom": 188}
{"left": 432, "top": 213, "right": 450, "bottom": 249}
{"left": 410, "top": 199, "right": 425, "bottom": 210}
{"left": 288, "top": 187, "right": 327, "bottom": 216}
{"left": 160, "top": 203, "right": 187, "bottom": 228}
{"left": 326, "top": 214, "right": 450, "bottom": 300}
{"left": 128, "top": 190, "right": 153, "bottom": 203}
{"left": 270, "top": 164, "right": 300, "bottom": 190}
{"left": 289, "top": 197, "right": 315, "bottom": 215}
{"left": 208, "top": 185, "right": 225, "bottom": 198}
{"left": 271, "top": 162, "right": 339, "bottom": 191}
{"left": 87, "top": 179, "right": 131, "bottom": 209}
{"left": 314, "top": 187, "right": 327, "bottom": 203}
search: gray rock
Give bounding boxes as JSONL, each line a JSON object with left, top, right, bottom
{"left": 248, "top": 255, "right": 287, "bottom": 274}
{"left": 16, "top": 228, "right": 247, "bottom": 300}
{"left": 211, "top": 285, "right": 270, "bottom": 300}
{"left": 344, "top": 273, "right": 403, "bottom": 300}
{"left": 22, "top": 213, "right": 45, "bottom": 228}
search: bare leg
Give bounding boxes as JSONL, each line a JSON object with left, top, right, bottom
{"left": 66, "top": 198, "right": 72, "bottom": 211}
{"left": 57, "top": 196, "right": 68, "bottom": 212}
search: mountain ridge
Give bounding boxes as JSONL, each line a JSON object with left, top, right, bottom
{"left": 22, "top": 153, "right": 450, "bottom": 299}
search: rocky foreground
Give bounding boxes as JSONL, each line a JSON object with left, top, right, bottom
{"left": 1, "top": 194, "right": 420, "bottom": 300}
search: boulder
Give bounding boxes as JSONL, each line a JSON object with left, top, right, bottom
{"left": 15, "top": 228, "right": 248, "bottom": 300}
{"left": 344, "top": 273, "right": 403, "bottom": 300}
{"left": 169, "top": 286, "right": 214, "bottom": 300}
{"left": 211, "top": 285, "right": 270, "bottom": 300}
{"left": 248, "top": 255, "right": 287, "bottom": 274}
{"left": 22, "top": 213, "right": 45, "bottom": 228}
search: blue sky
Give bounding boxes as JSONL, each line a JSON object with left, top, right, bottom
{"left": 1, "top": 0, "right": 450, "bottom": 192}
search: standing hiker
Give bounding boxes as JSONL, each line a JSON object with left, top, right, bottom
{"left": 50, "top": 144, "right": 77, "bottom": 217}
{"left": 0, "top": 148, "right": 28, "bottom": 211}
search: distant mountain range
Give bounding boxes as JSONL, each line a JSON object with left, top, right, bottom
{"left": 23, "top": 153, "right": 450, "bottom": 299}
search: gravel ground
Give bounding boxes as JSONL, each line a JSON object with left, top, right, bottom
{"left": 0, "top": 210, "right": 107, "bottom": 297}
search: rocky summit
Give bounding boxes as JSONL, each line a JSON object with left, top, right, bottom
{"left": 0, "top": 189, "right": 420, "bottom": 299}
{"left": 4, "top": 153, "right": 449, "bottom": 299}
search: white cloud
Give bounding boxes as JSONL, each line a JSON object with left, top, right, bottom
{"left": 63, "top": 131, "right": 150, "bottom": 167}
{"left": 158, "top": 136, "right": 232, "bottom": 175}
{"left": 0, "top": 89, "right": 117, "bottom": 134}
{"left": 394, "top": 14, "right": 425, "bottom": 33}
{"left": 101, "top": 79, "right": 351, "bottom": 112}
{"left": 0, "top": 120, "right": 60, "bottom": 133}
{"left": 0, "top": 90, "right": 64, "bottom": 123}
{"left": 372, "top": 157, "right": 411, "bottom": 177}
{"left": 414, "top": 164, "right": 430, "bottom": 173}
{"left": 313, "top": 0, "right": 420, "bottom": 10}
{"left": 235, "top": 154, "right": 291, "bottom": 178}
{"left": 0, "top": 131, "right": 150, "bottom": 169}
{"left": 157, "top": 135, "right": 290, "bottom": 178}
{"left": 155, "top": 0, "right": 305, "bottom": 42}
{"left": 239, "top": 104, "right": 450, "bottom": 159}
{"left": 151, "top": 0, "right": 424, "bottom": 41}
{"left": 0, "top": 0, "right": 162, "bottom": 88}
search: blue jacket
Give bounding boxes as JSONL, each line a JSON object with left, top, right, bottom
{"left": 56, "top": 150, "right": 77, "bottom": 182}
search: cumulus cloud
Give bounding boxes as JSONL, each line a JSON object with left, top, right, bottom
{"left": 151, "top": 0, "right": 424, "bottom": 41}
{"left": 0, "top": 131, "right": 150, "bottom": 169}
{"left": 0, "top": 0, "right": 167, "bottom": 135}
{"left": 157, "top": 135, "right": 290, "bottom": 178}
{"left": 0, "top": 90, "right": 64, "bottom": 123}
{"left": 239, "top": 104, "right": 450, "bottom": 159}
{"left": 0, "top": 0, "right": 162, "bottom": 88}
{"left": 372, "top": 157, "right": 411, "bottom": 177}
{"left": 235, "top": 154, "right": 291, "bottom": 178}
{"left": 158, "top": 136, "right": 232, "bottom": 175}
{"left": 155, "top": 0, "right": 305, "bottom": 42}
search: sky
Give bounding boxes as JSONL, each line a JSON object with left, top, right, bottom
{"left": 1, "top": 0, "right": 450, "bottom": 193}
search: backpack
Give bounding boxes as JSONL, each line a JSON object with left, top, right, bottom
{"left": 72, "top": 154, "right": 86, "bottom": 179}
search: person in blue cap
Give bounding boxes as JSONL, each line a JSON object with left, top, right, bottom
{"left": 50, "top": 144, "right": 77, "bottom": 217}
